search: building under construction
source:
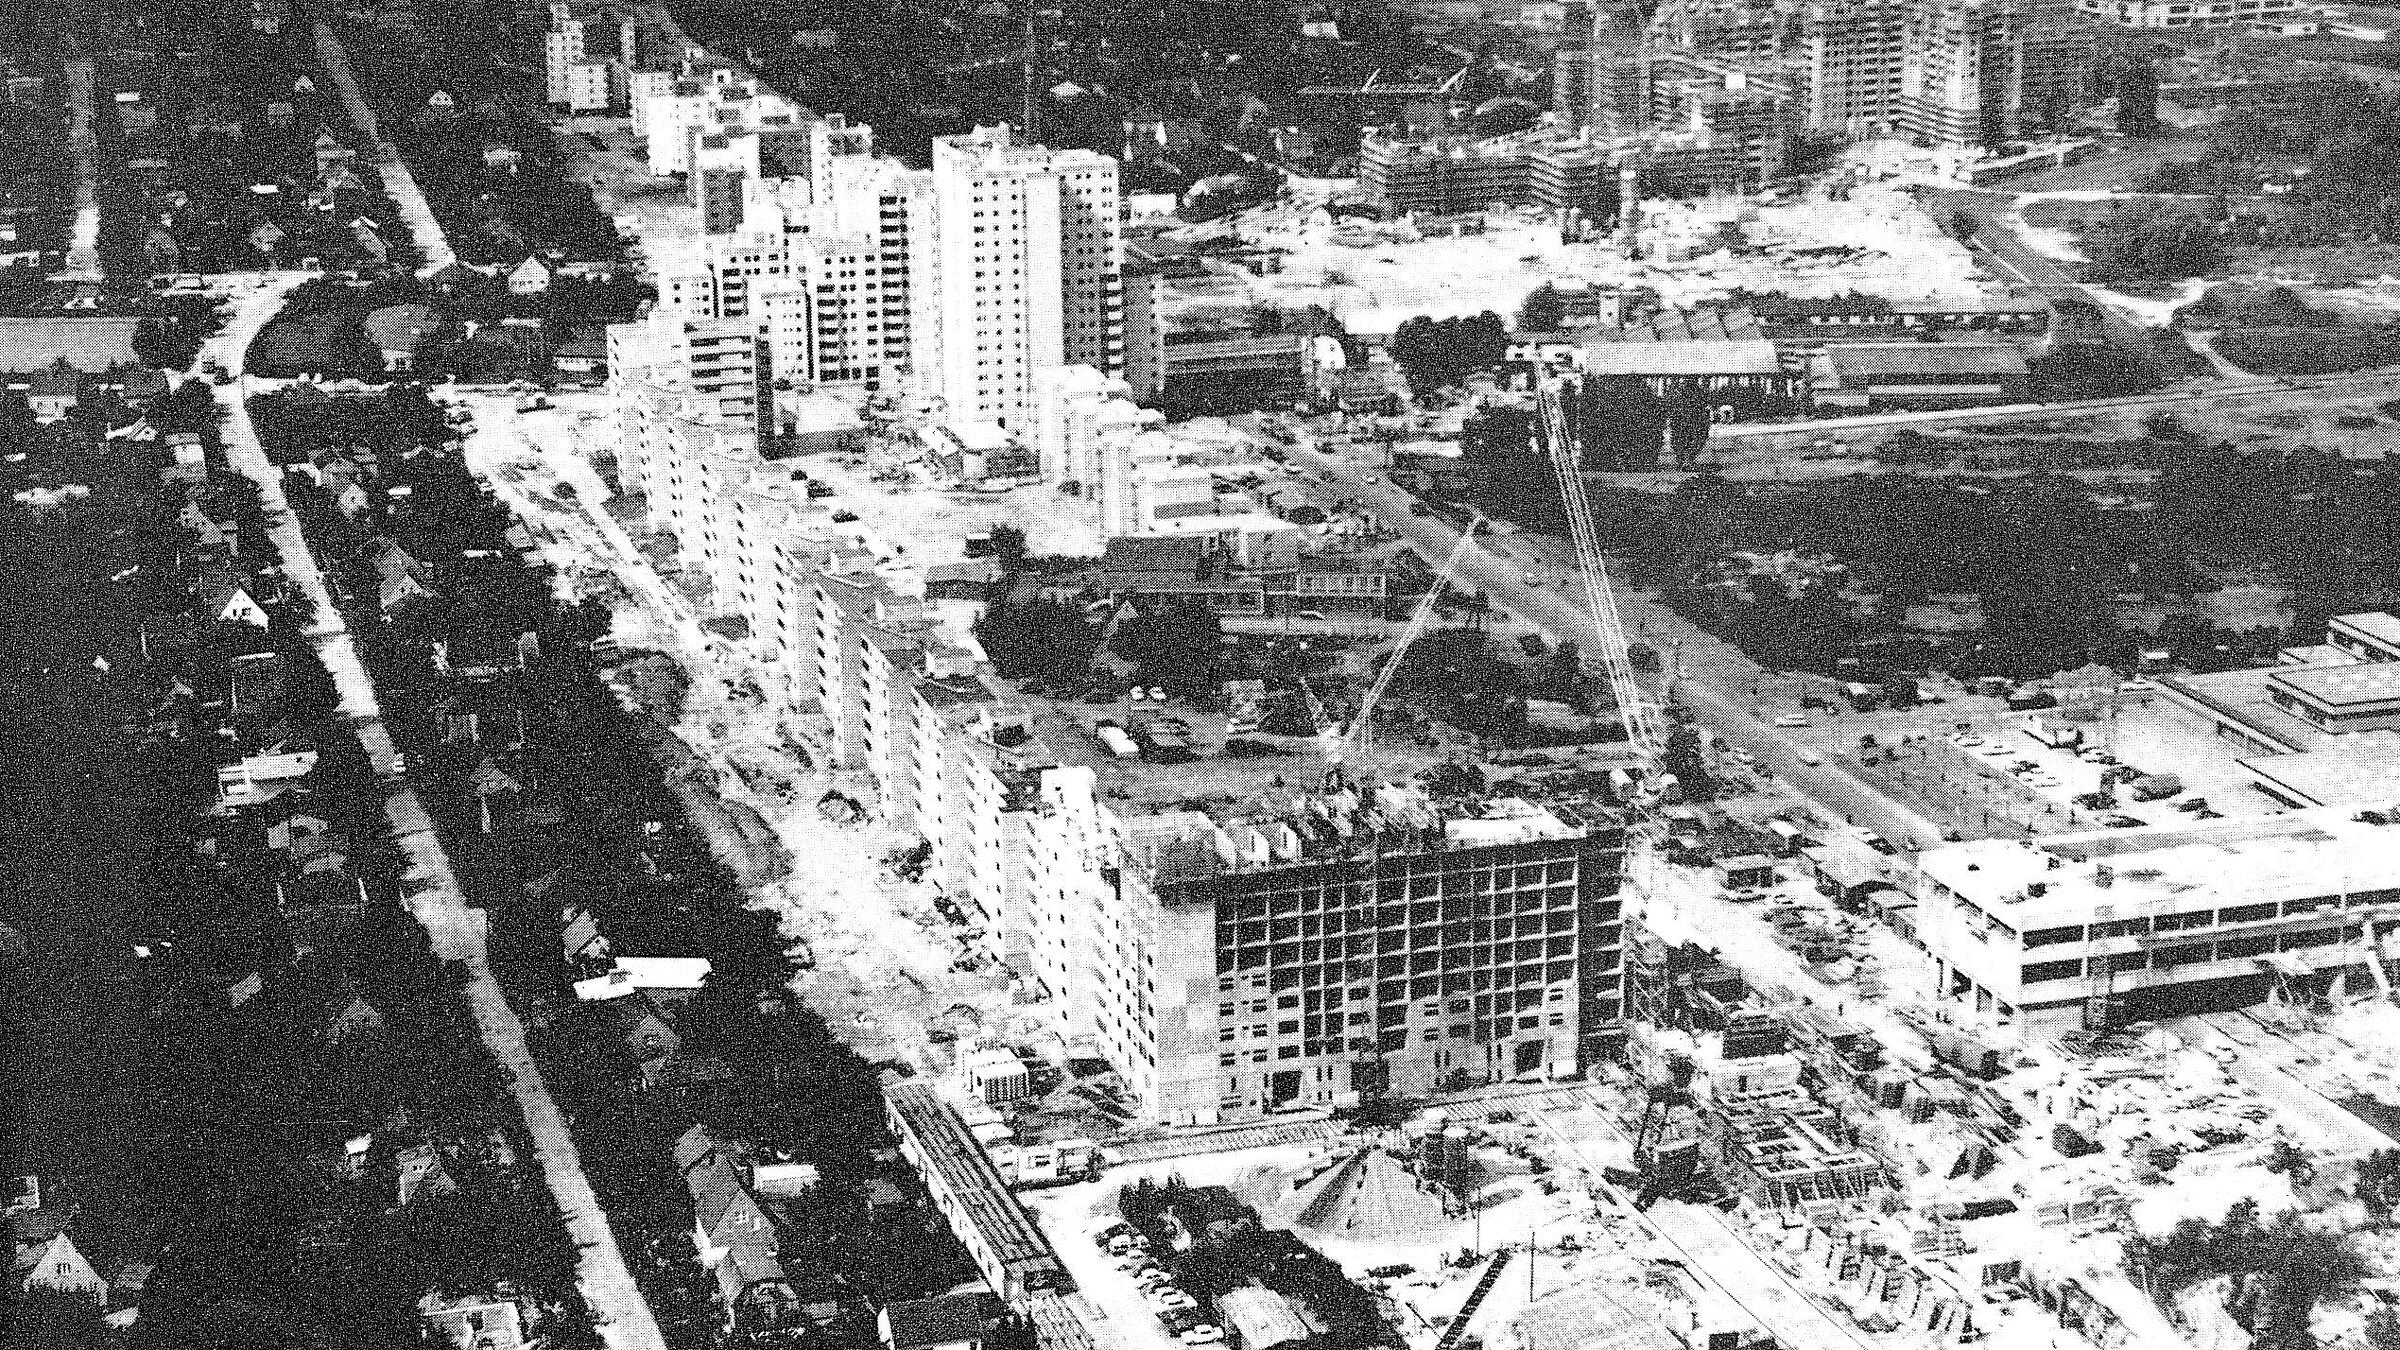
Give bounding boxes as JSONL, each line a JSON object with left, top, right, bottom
{"left": 1022, "top": 771, "right": 1627, "bottom": 1126}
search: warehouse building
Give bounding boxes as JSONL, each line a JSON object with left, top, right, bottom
{"left": 1811, "top": 343, "right": 2030, "bottom": 409}
{"left": 1915, "top": 810, "right": 2400, "bottom": 1031}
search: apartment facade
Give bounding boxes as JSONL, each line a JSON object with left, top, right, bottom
{"left": 913, "top": 126, "right": 1124, "bottom": 430}
{"left": 1022, "top": 773, "right": 1627, "bottom": 1124}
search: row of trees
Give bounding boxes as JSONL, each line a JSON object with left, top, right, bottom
{"left": 267, "top": 384, "right": 990, "bottom": 1343}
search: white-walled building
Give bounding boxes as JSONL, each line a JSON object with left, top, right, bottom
{"left": 544, "top": 5, "right": 618, "bottom": 111}
{"left": 911, "top": 126, "right": 1124, "bottom": 431}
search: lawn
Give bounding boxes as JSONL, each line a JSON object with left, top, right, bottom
{"left": 248, "top": 308, "right": 369, "bottom": 378}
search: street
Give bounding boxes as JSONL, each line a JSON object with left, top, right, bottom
{"left": 1280, "top": 439, "right": 1946, "bottom": 854}
{"left": 211, "top": 284, "right": 664, "bottom": 1350}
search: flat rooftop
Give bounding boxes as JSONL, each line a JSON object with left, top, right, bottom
{"left": 2242, "top": 735, "right": 2400, "bottom": 808}
{"left": 2272, "top": 662, "right": 2400, "bottom": 707}
{"left": 2332, "top": 612, "right": 2400, "bottom": 647}
{"left": 1918, "top": 807, "right": 2400, "bottom": 926}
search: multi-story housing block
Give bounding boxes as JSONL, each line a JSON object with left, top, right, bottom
{"left": 544, "top": 4, "right": 618, "bottom": 111}
{"left": 912, "top": 126, "right": 1123, "bottom": 430}
{"left": 1021, "top": 772, "right": 1627, "bottom": 1124}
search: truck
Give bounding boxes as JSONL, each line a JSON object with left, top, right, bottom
{"left": 2130, "top": 773, "right": 2183, "bottom": 802}
{"left": 2022, "top": 716, "right": 2082, "bottom": 749}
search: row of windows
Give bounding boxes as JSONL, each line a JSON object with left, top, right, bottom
{"left": 2021, "top": 894, "right": 2397, "bottom": 947}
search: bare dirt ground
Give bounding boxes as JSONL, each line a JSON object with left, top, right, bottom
{"left": 451, "top": 393, "right": 1034, "bottom": 1079}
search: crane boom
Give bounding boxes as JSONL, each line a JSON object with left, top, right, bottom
{"left": 1536, "top": 379, "right": 1662, "bottom": 761}
{"left": 1334, "top": 516, "right": 1483, "bottom": 767}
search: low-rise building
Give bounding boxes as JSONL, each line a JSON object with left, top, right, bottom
{"left": 1915, "top": 809, "right": 2400, "bottom": 1030}
{"left": 1811, "top": 343, "right": 2030, "bottom": 410}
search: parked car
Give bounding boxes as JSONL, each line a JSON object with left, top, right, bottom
{"left": 1775, "top": 714, "right": 1810, "bottom": 728}
{"left": 2175, "top": 797, "right": 2210, "bottom": 813}
{"left": 1152, "top": 1291, "right": 1196, "bottom": 1312}
{"left": 1182, "top": 1328, "right": 1226, "bottom": 1346}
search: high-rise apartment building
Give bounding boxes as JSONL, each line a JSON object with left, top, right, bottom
{"left": 544, "top": 5, "right": 618, "bottom": 112}
{"left": 1636, "top": 0, "right": 2089, "bottom": 150}
{"left": 912, "top": 126, "right": 1123, "bottom": 431}
{"left": 1022, "top": 773, "right": 1626, "bottom": 1124}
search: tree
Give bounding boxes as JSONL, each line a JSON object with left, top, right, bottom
{"left": 1389, "top": 312, "right": 1511, "bottom": 394}
{"left": 1881, "top": 674, "right": 1921, "bottom": 710}
{"left": 988, "top": 523, "right": 1027, "bottom": 568}
{"left": 974, "top": 598, "right": 1100, "bottom": 688}
{"left": 1664, "top": 385, "right": 1711, "bottom": 468}
{"left": 1108, "top": 599, "right": 1224, "bottom": 697}
{"left": 2360, "top": 1149, "right": 2400, "bottom": 1222}
{"left": 2117, "top": 55, "right": 2161, "bottom": 138}
{"left": 1517, "top": 283, "right": 1567, "bottom": 333}
{"left": 1582, "top": 376, "right": 1667, "bottom": 471}
{"left": 1661, "top": 725, "right": 1714, "bottom": 802}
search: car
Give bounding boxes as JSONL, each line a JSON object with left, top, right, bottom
{"left": 2175, "top": 797, "right": 2210, "bottom": 813}
{"left": 1296, "top": 609, "right": 1326, "bottom": 622}
{"left": 2013, "top": 760, "right": 2040, "bottom": 773}
{"left": 1865, "top": 836, "right": 1897, "bottom": 855}
{"left": 1363, "top": 474, "right": 1380, "bottom": 484}
{"left": 1523, "top": 572, "right": 1542, "bottom": 586}
{"left": 1182, "top": 1328, "right": 1226, "bottom": 1346}
{"left": 1728, "top": 748, "right": 1756, "bottom": 764}
{"left": 1160, "top": 1310, "right": 1205, "bottom": 1334}
{"left": 2105, "top": 815, "right": 2146, "bottom": 828}
{"left": 1775, "top": 714, "right": 1810, "bottom": 728}
{"left": 1095, "top": 1224, "right": 1132, "bottom": 1249}
{"left": 2121, "top": 679, "right": 2158, "bottom": 692}
{"left": 1152, "top": 1291, "right": 1197, "bottom": 1312}
{"left": 1954, "top": 734, "right": 1984, "bottom": 747}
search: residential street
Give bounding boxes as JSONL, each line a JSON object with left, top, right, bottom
{"left": 309, "top": 18, "right": 454, "bottom": 273}
{"left": 1279, "top": 437, "right": 1947, "bottom": 853}
{"left": 211, "top": 284, "right": 664, "bottom": 1350}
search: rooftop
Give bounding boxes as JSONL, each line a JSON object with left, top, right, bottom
{"left": 1917, "top": 807, "right": 2400, "bottom": 925}
{"left": 2241, "top": 736, "right": 2400, "bottom": 808}
{"left": 882, "top": 1082, "right": 1066, "bottom": 1291}
{"left": 2269, "top": 662, "right": 2400, "bottom": 707}
{"left": 2333, "top": 612, "right": 2400, "bottom": 649}
{"left": 0, "top": 317, "right": 144, "bottom": 372}
{"left": 1581, "top": 339, "right": 1783, "bottom": 378}
{"left": 1822, "top": 344, "right": 2029, "bottom": 378}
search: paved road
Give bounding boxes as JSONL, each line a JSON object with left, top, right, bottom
{"left": 213, "top": 289, "right": 662, "bottom": 1350}
{"left": 1281, "top": 440, "right": 1946, "bottom": 855}
{"left": 59, "top": 56, "right": 101, "bottom": 281}
{"left": 1933, "top": 190, "right": 2161, "bottom": 375}
{"left": 309, "top": 18, "right": 454, "bottom": 273}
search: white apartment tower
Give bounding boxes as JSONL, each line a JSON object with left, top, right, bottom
{"left": 544, "top": 5, "right": 616, "bottom": 112}
{"left": 913, "top": 125, "right": 1123, "bottom": 431}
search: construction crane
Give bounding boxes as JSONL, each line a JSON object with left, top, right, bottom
{"left": 1328, "top": 516, "right": 1484, "bottom": 774}
{"left": 1535, "top": 378, "right": 1663, "bottom": 761}
{"left": 1531, "top": 374, "right": 1680, "bottom": 948}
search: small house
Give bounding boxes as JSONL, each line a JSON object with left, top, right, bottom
{"left": 881, "top": 1292, "right": 1005, "bottom": 1350}
{"left": 363, "top": 303, "right": 438, "bottom": 373}
{"left": 506, "top": 255, "right": 552, "bottom": 296}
